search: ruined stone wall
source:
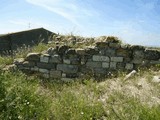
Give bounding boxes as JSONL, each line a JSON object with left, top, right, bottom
{"left": 14, "top": 40, "right": 160, "bottom": 80}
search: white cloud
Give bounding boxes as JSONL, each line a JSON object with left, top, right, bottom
{"left": 25, "top": 0, "right": 98, "bottom": 27}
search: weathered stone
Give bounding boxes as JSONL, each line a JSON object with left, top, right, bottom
{"left": 37, "top": 62, "right": 56, "bottom": 69}
{"left": 58, "top": 45, "right": 70, "bottom": 55}
{"left": 46, "top": 47, "right": 57, "bottom": 55}
{"left": 93, "top": 55, "right": 110, "bottom": 62}
{"left": 65, "top": 48, "right": 76, "bottom": 55}
{"left": 110, "top": 62, "right": 117, "bottom": 69}
{"left": 109, "top": 43, "right": 120, "bottom": 48}
{"left": 116, "top": 48, "right": 132, "bottom": 57}
{"left": 39, "top": 68, "right": 49, "bottom": 74}
{"left": 86, "top": 61, "right": 102, "bottom": 68}
{"left": 144, "top": 49, "right": 160, "bottom": 60}
{"left": 70, "top": 58, "right": 80, "bottom": 65}
{"left": 14, "top": 58, "right": 24, "bottom": 65}
{"left": 85, "top": 47, "right": 99, "bottom": 55}
{"left": 57, "top": 64, "right": 78, "bottom": 73}
{"left": 62, "top": 73, "right": 66, "bottom": 78}
{"left": 76, "top": 48, "right": 86, "bottom": 55}
{"left": 66, "top": 73, "right": 78, "bottom": 78}
{"left": 105, "top": 48, "right": 116, "bottom": 56}
{"left": 25, "top": 53, "right": 40, "bottom": 61}
{"left": 150, "top": 60, "right": 160, "bottom": 64}
{"left": 94, "top": 68, "right": 107, "bottom": 75}
{"left": 111, "top": 57, "right": 123, "bottom": 62}
{"left": 131, "top": 58, "right": 143, "bottom": 64}
{"left": 117, "top": 63, "right": 125, "bottom": 69}
{"left": 42, "top": 73, "right": 50, "bottom": 78}
{"left": 102, "top": 62, "right": 110, "bottom": 68}
{"left": 133, "top": 50, "right": 144, "bottom": 59}
{"left": 50, "top": 70, "right": 62, "bottom": 78}
{"left": 40, "top": 54, "right": 50, "bottom": 63}
{"left": 125, "top": 63, "right": 134, "bottom": 70}
{"left": 63, "top": 59, "right": 71, "bottom": 64}
{"left": 96, "top": 42, "right": 108, "bottom": 48}
{"left": 31, "top": 66, "right": 39, "bottom": 72}
{"left": 22, "top": 61, "right": 35, "bottom": 67}
{"left": 49, "top": 54, "right": 62, "bottom": 63}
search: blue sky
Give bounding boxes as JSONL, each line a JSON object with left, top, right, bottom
{"left": 0, "top": 0, "right": 160, "bottom": 46}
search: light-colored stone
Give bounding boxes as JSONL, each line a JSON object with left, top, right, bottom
{"left": 110, "top": 62, "right": 117, "bottom": 69}
{"left": 76, "top": 48, "right": 86, "bottom": 55}
{"left": 152, "top": 76, "right": 160, "bottom": 83}
{"left": 39, "top": 68, "right": 49, "bottom": 74}
{"left": 124, "top": 70, "right": 137, "bottom": 80}
{"left": 62, "top": 73, "right": 66, "bottom": 78}
{"left": 111, "top": 57, "right": 123, "bottom": 62}
{"left": 92, "top": 55, "right": 110, "bottom": 62}
{"left": 102, "top": 62, "right": 110, "bottom": 68}
{"left": 40, "top": 54, "right": 50, "bottom": 63}
{"left": 25, "top": 53, "right": 40, "bottom": 61}
{"left": 63, "top": 59, "right": 71, "bottom": 64}
{"left": 150, "top": 60, "right": 160, "bottom": 64}
{"left": 42, "top": 73, "right": 50, "bottom": 78}
{"left": 125, "top": 63, "right": 134, "bottom": 70}
{"left": 14, "top": 58, "right": 24, "bottom": 65}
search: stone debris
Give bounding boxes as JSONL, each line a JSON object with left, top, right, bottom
{"left": 124, "top": 70, "right": 137, "bottom": 80}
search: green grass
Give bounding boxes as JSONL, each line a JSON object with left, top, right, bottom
{"left": 0, "top": 69, "right": 160, "bottom": 120}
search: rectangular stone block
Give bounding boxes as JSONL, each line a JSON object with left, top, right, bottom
{"left": 49, "top": 54, "right": 62, "bottom": 63}
{"left": 105, "top": 48, "right": 116, "bottom": 56}
{"left": 37, "top": 62, "right": 56, "bottom": 70}
{"left": 110, "top": 62, "right": 117, "bottom": 69}
{"left": 50, "top": 70, "right": 62, "bottom": 79}
{"left": 125, "top": 63, "right": 134, "bottom": 70}
{"left": 117, "top": 63, "right": 125, "bottom": 69}
{"left": 111, "top": 57, "right": 123, "bottom": 62}
{"left": 86, "top": 61, "right": 102, "bottom": 68}
{"left": 42, "top": 73, "right": 49, "bottom": 78}
{"left": 92, "top": 55, "right": 110, "bottom": 62}
{"left": 40, "top": 54, "right": 50, "bottom": 63}
{"left": 76, "top": 48, "right": 86, "bottom": 55}
{"left": 57, "top": 64, "right": 78, "bottom": 73}
{"left": 150, "top": 60, "right": 160, "bottom": 64}
{"left": 39, "top": 68, "right": 49, "bottom": 74}
{"left": 102, "top": 62, "right": 110, "bottom": 68}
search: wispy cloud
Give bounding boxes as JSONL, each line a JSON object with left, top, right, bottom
{"left": 25, "top": 0, "right": 98, "bottom": 27}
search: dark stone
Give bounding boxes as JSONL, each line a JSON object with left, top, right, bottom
{"left": 37, "top": 62, "right": 56, "bottom": 69}
{"left": 22, "top": 61, "right": 35, "bottom": 67}
{"left": 49, "top": 54, "right": 62, "bottom": 63}
{"left": 25, "top": 53, "right": 41, "bottom": 61}
{"left": 58, "top": 45, "right": 70, "bottom": 55}
{"left": 57, "top": 64, "right": 79, "bottom": 73}
{"left": 144, "top": 49, "right": 160, "bottom": 60}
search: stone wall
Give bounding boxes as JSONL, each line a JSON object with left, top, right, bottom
{"left": 14, "top": 40, "right": 160, "bottom": 80}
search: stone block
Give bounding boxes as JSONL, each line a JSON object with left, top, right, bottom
{"left": 31, "top": 66, "right": 39, "bottom": 72}
{"left": 110, "top": 62, "right": 117, "bottom": 69}
{"left": 76, "top": 48, "right": 86, "bottom": 55}
{"left": 50, "top": 70, "right": 62, "bottom": 79}
{"left": 109, "top": 43, "right": 120, "bottom": 48}
{"left": 49, "top": 54, "right": 62, "bottom": 63}
{"left": 40, "top": 54, "right": 50, "bottom": 63}
{"left": 94, "top": 68, "right": 107, "bottom": 74}
{"left": 37, "top": 62, "right": 56, "bottom": 69}
{"left": 25, "top": 53, "right": 40, "bottom": 61}
{"left": 22, "top": 61, "right": 35, "bottom": 67}
{"left": 92, "top": 55, "right": 110, "bottom": 62}
{"left": 86, "top": 61, "right": 102, "bottom": 68}
{"left": 66, "top": 73, "right": 78, "bottom": 78}
{"left": 131, "top": 58, "right": 143, "bottom": 64}
{"left": 105, "top": 48, "right": 116, "bottom": 56}
{"left": 39, "top": 68, "right": 49, "bottom": 74}
{"left": 102, "top": 62, "right": 110, "bottom": 68}
{"left": 57, "top": 64, "right": 78, "bottom": 73}
{"left": 42, "top": 73, "right": 50, "bottom": 78}
{"left": 111, "top": 57, "right": 123, "bottom": 62}
{"left": 150, "top": 60, "right": 160, "bottom": 64}
{"left": 125, "top": 63, "right": 134, "bottom": 70}
{"left": 133, "top": 50, "right": 144, "bottom": 59}
{"left": 117, "top": 63, "right": 125, "bottom": 69}
{"left": 116, "top": 48, "right": 132, "bottom": 57}
{"left": 62, "top": 73, "right": 66, "bottom": 78}
{"left": 63, "top": 59, "right": 71, "bottom": 64}
{"left": 144, "top": 49, "right": 160, "bottom": 60}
